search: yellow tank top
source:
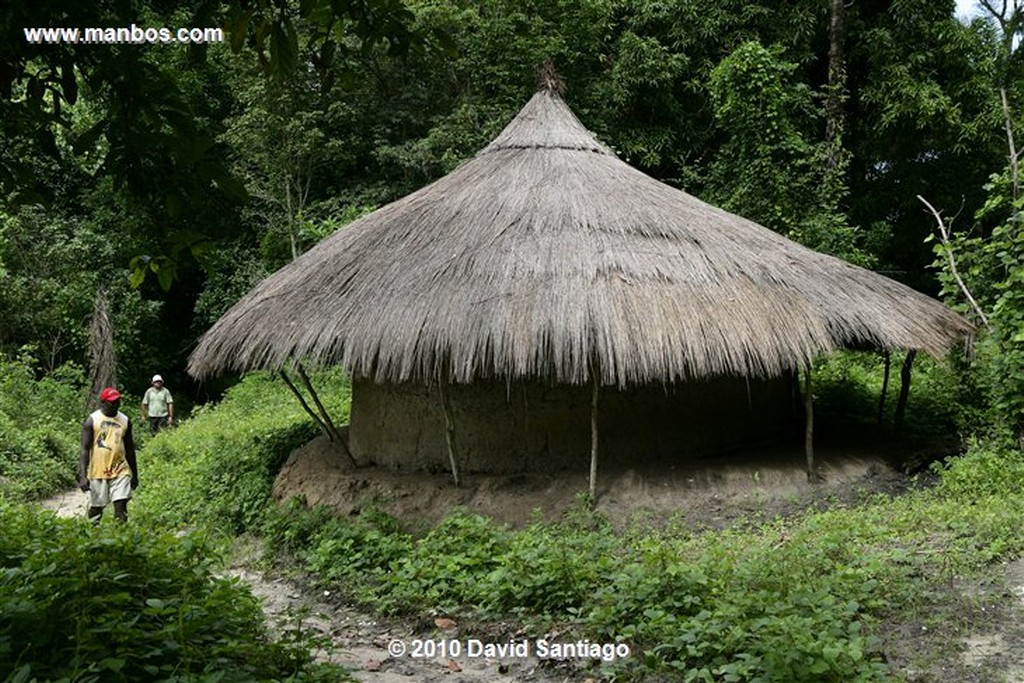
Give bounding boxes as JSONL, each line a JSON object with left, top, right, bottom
{"left": 88, "top": 410, "right": 130, "bottom": 479}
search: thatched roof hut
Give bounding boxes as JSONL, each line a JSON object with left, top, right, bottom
{"left": 189, "top": 87, "right": 970, "bottom": 477}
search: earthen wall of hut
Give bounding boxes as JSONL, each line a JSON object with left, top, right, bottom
{"left": 348, "top": 376, "right": 798, "bottom": 473}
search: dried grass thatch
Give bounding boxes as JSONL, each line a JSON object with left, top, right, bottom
{"left": 189, "top": 89, "right": 971, "bottom": 387}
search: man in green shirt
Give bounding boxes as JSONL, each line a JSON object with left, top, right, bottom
{"left": 141, "top": 374, "right": 174, "bottom": 434}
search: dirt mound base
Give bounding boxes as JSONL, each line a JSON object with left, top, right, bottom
{"left": 272, "top": 435, "right": 919, "bottom": 529}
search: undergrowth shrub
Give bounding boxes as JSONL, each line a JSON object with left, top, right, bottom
{"left": 381, "top": 511, "right": 510, "bottom": 614}
{"left": 813, "top": 351, "right": 966, "bottom": 438}
{"left": 288, "top": 505, "right": 414, "bottom": 606}
{"left": 264, "top": 440, "right": 1024, "bottom": 682}
{"left": 0, "top": 498, "right": 344, "bottom": 682}
{"left": 134, "top": 371, "right": 349, "bottom": 533}
{"left": 479, "top": 512, "right": 619, "bottom": 618}
{"left": 936, "top": 439, "right": 1024, "bottom": 499}
{"left": 0, "top": 349, "right": 87, "bottom": 499}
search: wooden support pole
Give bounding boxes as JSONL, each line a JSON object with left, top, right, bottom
{"left": 279, "top": 369, "right": 330, "bottom": 439}
{"left": 295, "top": 364, "right": 341, "bottom": 439}
{"left": 804, "top": 363, "right": 820, "bottom": 483}
{"left": 589, "top": 373, "right": 599, "bottom": 504}
{"left": 438, "top": 375, "right": 461, "bottom": 488}
{"left": 295, "top": 363, "right": 357, "bottom": 467}
{"left": 877, "top": 350, "right": 891, "bottom": 425}
{"left": 283, "top": 365, "right": 357, "bottom": 468}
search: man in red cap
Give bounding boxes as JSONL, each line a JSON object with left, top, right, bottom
{"left": 78, "top": 387, "right": 139, "bottom": 523}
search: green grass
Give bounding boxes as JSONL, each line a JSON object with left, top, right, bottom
{"left": 132, "top": 370, "right": 350, "bottom": 534}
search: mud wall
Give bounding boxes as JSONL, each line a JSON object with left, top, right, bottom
{"left": 348, "top": 376, "right": 798, "bottom": 474}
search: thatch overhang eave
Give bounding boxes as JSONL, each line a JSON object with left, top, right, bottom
{"left": 188, "top": 88, "right": 973, "bottom": 386}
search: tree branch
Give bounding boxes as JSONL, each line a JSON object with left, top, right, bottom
{"left": 1002, "top": 87, "right": 1020, "bottom": 199}
{"left": 917, "top": 195, "right": 990, "bottom": 328}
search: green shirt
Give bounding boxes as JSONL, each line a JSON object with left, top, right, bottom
{"left": 143, "top": 386, "right": 173, "bottom": 417}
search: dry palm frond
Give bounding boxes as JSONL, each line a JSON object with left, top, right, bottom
{"left": 87, "top": 288, "right": 117, "bottom": 407}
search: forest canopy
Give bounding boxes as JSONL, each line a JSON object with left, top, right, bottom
{"left": 1, "top": 0, "right": 1021, "bottom": 437}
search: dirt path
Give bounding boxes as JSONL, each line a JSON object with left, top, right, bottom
{"left": 227, "top": 565, "right": 591, "bottom": 682}
{"left": 36, "top": 490, "right": 591, "bottom": 682}
{"left": 38, "top": 488, "right": 90, "bottom": 518}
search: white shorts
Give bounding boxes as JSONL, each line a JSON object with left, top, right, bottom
{"left": 89, "top": 477, "right": 132, "bottom": 507}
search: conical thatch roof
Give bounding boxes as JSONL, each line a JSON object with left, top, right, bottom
{"left": 188, "top": 89, "right": 971, "bottom": 386}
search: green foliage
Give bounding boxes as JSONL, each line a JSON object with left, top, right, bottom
{"left": 0, "top": 208, "right": 162, "bottom": 374}
{"left": 932, "top": 170, "right": 1024, "bottom": 438}
{"left": 272, "top": 502, "right": 414, "bottom": 608}
{"left": 706, "top": 41, "right": 870, "bottom": 264}
{"left": 0, "top": 349, "right": 87, "bottom": 499}
{"left": 810, "top": 350, "right": 969, "bottom": 438}
{"left": 936, "top": 439, "right": 1024, "bottom": 499}
{"left": 0, "top": 498, "right": 345, "bottom": 682}
{"left": 847, "top": 1, "right": 1003, "bottom": 291}
{"left": 278, "top": 506, "right": 906, "bottom": 680}
{"left": 134, "top": 371, "right": 349, "bottom": 533}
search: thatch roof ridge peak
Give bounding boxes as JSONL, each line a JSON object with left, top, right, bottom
{"left": 483, "top": 90, "right": 612, "bottom": 155}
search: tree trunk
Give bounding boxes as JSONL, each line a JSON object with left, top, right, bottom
{"left": 825, "top": 0, "right": 847, "bottom": 170}
{"left": 893, "top": 350, "right": 917, "bottom": 430}
{"left": 87, "top": 288, "right": 117, "bottom": 412}
{"left": 1001, "top": 87, "right": 1020, "bottom": 200}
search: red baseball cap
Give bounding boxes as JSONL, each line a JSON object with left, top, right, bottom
{"left": 99, "top": 387, "right": 121, "bottom": 402}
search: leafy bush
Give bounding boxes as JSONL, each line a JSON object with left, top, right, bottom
{"left": 0, "top": 498, "right": 345, "bottom": 682}
{"left": 0, "top": 349, "right": 87, "bottom": 499}
{"left": 478, "top": 511, "right": 619, "bottom": 618}
{"left": 931, "top": 170, "right": 1024, "bottom": 441}
{"left": 936, "top": 439, "right": 1024, "bottom": 500}
{"left": 266, "top": 440, "right": 1024, "bottom": 682}
{"left": 290, "top": 505, "right": 414, "bottom": 608}
{"left": 134, "top": 371, "right": 349, "bottom": 534}
{"left": 813, "top": 350, "right": 969, "bottom": 439}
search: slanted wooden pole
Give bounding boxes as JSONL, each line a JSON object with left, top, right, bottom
{"left": 589, "top": 372, "right": 600, "bottom": 504}
{"left": 877, "top": 350, "right": 891, "bottom": 425}
{"left": 438, "top": 375, "right": 462, "bottom": 487}
{"left": 280, "top": 369, "right": 330, "bottom": 438}
{"left": 804, "top": 363, "right": 820, "bottom": 483}
{"left": 284, "top": 365, "right": 357, "bottom": 468}
{"left": 296, "top": 364, "right": 341, "bottom": 439}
